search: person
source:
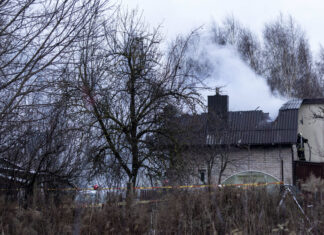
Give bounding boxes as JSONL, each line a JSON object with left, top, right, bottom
{"left": 296, "top": 133, "right": 308, "bottom": 161}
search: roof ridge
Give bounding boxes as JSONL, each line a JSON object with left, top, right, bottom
{"left": 229, "top": 110, "right": 264, "bottom": 113}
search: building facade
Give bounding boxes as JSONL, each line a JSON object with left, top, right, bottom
{"left": 187, "top": 95, "right": 324, "bottom": 186}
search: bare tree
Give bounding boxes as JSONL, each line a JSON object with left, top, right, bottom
{"left": 315, "top": 46, "right": 324, "bottom": 92}
{"left": 189, "top": 145, "right": 232, "bottom": 185}
{"left": 66, "top": 9, "right": 204, "bottom": 187}
{"left": 188, "top": 106, "right": 236, "bottom": 185}
{"left": 210, "top": 16, "right": 262, "bottom": 74}
{"left": 0, "top": 0, "right": 112, "bottom": 199}
{"left": 0, "top": 0, "right": 108, "bottom": 122}
{"left": 263, "top": 14, "right": 321, "bottom": 98}
{"left": 157, "top": 99, "right": 237, "bottom": 186}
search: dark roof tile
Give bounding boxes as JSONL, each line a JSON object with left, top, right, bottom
{"left": 178, "top": 99, "right": 301, "bottom": 146}
{"left": 208, "top": 103, "right": 299, "bottom": 145}
{"left": 280, "top": 99, "right": 302, "bottom": 110}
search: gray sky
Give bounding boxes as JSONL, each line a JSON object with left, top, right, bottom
{"left": 122, "top": 0, "right": 323, "bottom": 51}
{"left": 121, "top": 0, "right": 323, "bottom": 117}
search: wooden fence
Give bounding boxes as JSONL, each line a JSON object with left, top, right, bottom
{"left": 293, "top": 160, "right": 324, "bottom": 185}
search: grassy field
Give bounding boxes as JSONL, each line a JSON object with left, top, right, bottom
{"left": 0, "top": 183, "right": 324, "bottom": 234}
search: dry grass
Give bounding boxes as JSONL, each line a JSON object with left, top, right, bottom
{"left": 0, "top": 185, "right": 323, "bottom": 234}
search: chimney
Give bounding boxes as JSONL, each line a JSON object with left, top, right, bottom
{"left": 207, "top": 91, "right": 229, "bottom": 135}
{"left": 207, "top": 91, "right": 228, "bottom": 118}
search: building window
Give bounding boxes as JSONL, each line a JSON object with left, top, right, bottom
{"left": 199, "top": 169, "right": 206, "bottom": 184}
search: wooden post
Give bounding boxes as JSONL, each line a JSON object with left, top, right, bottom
{"left": 126, "top": 182, "right": 133, "bottom": 208}
{"left": 32, "top": 179, "right": 37, "bottom": 208}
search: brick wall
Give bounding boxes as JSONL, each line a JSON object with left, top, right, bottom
{"left": 190, "top": 146, "right": 293, "bottom": 185}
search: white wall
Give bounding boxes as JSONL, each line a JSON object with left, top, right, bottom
{"left": 298, "top": 104, "right": 324, "bottom": 162}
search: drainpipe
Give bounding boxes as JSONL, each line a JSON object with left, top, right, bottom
{"left": 248, "top": 144, "right": 251, "bottom": 170}
{"left": 248, "top": 145, "right": 251, "bottom": 181}
{"left": 306, "top": 142, "right": 312, "bottom": 161}
{"left": 279, "top": 144, "right": 284, "bottom": 183}
{"left": 291, "top": 145, "right": 295, "bottom": 185}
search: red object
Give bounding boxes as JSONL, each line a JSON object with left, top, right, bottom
{"left": 93, "top": 184, "right": 99, "bottom": 190}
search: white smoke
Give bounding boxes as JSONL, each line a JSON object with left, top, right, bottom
{"left": 196, "top": 35, "right": 287, "bottom": 119}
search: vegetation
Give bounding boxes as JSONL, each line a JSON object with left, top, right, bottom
{"left": 0, "top": 0, "right": 204, "bottom": 193}
{"left": 0, "top": 186, "right": 324, "bottom": 234}
{"left": 1, "top": 2, "right": 324, "bottom": 229}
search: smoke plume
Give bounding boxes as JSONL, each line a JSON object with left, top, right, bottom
{"left": 194, "top": 34, "right": 287, "bottom": 119}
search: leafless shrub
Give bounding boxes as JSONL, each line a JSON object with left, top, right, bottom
{"left": 301, "top": 174, "right": 324, "bottom": 193}
{"left": 1, "top": 187, "right": 324, "bottom": 234}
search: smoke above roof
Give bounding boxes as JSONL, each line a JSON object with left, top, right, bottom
{"left": 192, "top": 33, "right": 287, "bottom": 119}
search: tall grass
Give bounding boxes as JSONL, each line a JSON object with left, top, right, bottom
{"left": 0, "top": 185, "right": 323, "bottom": 234}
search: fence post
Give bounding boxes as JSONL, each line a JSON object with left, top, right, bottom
{"left": 32, "top": 179, "right": 37, "bottom": 208}
{"left": 126, "top": 182, "right": 134, "bottom": 208}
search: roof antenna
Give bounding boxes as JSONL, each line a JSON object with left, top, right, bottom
{"left": 216, "top": 87, "right": 220, "bottom": 95}
{"left": 215, "top": 86, "right": 226, "bottom": 95}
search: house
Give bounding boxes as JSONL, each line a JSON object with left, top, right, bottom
{"left": 181, "top": 93, "right": 324, "bottom": 186}
{"left": 0, "top": 157, "right": 75, "bottom": 202}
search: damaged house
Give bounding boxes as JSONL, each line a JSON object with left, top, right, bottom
{"left": 174, "top": 92, "right": 324, "bottom": 186}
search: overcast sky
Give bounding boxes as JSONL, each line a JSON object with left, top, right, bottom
{"left": 122, "top": 0, "right": 323, "bottom": 50}
{"left": 120, "top": 0, "right": 323, "bottom": 118}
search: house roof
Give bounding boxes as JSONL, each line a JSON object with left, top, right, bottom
{"left": 302, "top": 98, "right": 324, "bottom": 105}
{"left": 225, "top": 109, "right": 298, "bottom": 145}
{"left": 175, "top": 98, "right": 324, "bottom": 147}
{"left": 206, "top": 99, "right": 300, "bottom": 146}
{"left": 280, "top": 99, "right": 302, "bottom": 110}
